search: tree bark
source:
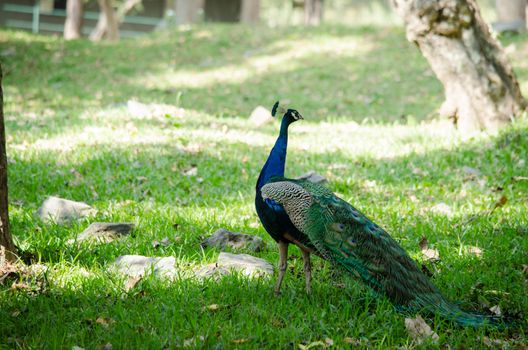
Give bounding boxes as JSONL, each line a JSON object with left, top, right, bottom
{"left": 304, "top": 0, "right": 323, "bottom": 26}
{"left": 174, "top": 0, "right": 204, "bottom": 25}
{"left": 64, "top": 0, "right": 84, "bottom": 40}
{"left": 240, "top": 0, "right": 260, "bottom": 24}
{"left": 204, "top": 0, "right": 241, "bottom": 22}
{"left": 0, "top": 64, "right": 16, "bottom": 262}
{"left": 391, "top": 0, "right": 527, "bottom": 133}
{"left": 90, "top": 0, "right": 120, "bottom": 41}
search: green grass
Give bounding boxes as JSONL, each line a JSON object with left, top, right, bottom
{"left": 0, "top": 24, "right": 527, "bottom": 349}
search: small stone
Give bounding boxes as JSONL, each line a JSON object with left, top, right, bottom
{"left": 217, "top": 252, "right": 273, "bottom": 276}
{"left": 37, "top": 196, "right": 96, "bottom": 224}
{"left": 405, "top": 315, "right": 439, "bottom": 345}
{"left": 194, "top": 253, "right": 273, "bottom": 279}
{"left": 68, "top": 222, "right": 134, "bottom": 244}
{"left": 296, "top": 171, "right": 328, "bottom": 185}
{"left": 111, "top": 255, "right": 176, "bottom": 278}
{"left": 248, "top": 106, "right": 272, "bottom": 126}
{"left": 201, "top": 229, "right": 264, "bottom": 252}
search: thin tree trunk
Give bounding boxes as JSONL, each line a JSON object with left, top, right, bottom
{"left": 0, "top": 64, "right": 16, "bottom": 262}
{"left": 64, "top": 0, "right": 84, "bottom": 40}
{"left": 391, "top": 0, "right": 526, "bottom": 133}
{"left": 90, "top": 0, "right": 119, "bottom": 41}
{"left": 174, "top": 0, "right": 204, "bottom": 25}
{"left": 241, "top": 0, "right": 260, "bottom": 23}
{"left": 304, "top": 0, "right": 323, "bottom": 26}
{"left": 204, "top": 0, "right": 241, "bottom": 22}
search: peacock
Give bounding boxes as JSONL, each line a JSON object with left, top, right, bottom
{"left": 255, "top": 102, "right": 504, "bottom": 328}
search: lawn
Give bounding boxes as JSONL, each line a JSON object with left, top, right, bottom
{"left": 0, "top": 24, "right": 527, "bottom": 349}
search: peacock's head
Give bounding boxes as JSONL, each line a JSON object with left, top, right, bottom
{"left": 271, "top": 101, "right": 303, "bottom": 124}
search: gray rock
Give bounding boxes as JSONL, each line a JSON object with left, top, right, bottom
{"left": 37, "top": 196, "right": 96, "bottom": 223}
{"left": 111, "top": 255, "right": 176, "bottom": 278}
{"left": 194, "top": 252, "right": 273, "bottom": 278}
{"left": 296, "top": 171, "right": 328, "bottom": 184}
{"left": 248, "top": 106, "right": 273, "bottom": 126}
{"left": 218, "top": 252, "right": 273, "bottom": 276}
{"left": 68, "top": 222, "right": 135, "bottom": 244}
{"left": 201, "top": 229, "right": 264, "bottom": 252}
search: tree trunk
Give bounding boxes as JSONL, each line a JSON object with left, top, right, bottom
{"left": 0, "top": 64, "right": 16, "bottom": 262}
{"left": 494, "top": 0, "right": 527, "bottom": 32}
{"left": 64, "top": 0, "right": 84, "bottom": 40}
{"left": 391, "top": 0, "right": 527, "bottom": 133}
{"left": 240, "top": 0, "right": 260, "bottom": 24}
{"left": 204, "top": 0, "right": 241, "bottom": 22}
{"left": 304, "top": 0, "right": 323, "bottom": 26}
{"left": 174, "top": 0, "right": 204, "bottom": 25}
{"left": 90, "top": 0, "right": 119, "bottom": 41}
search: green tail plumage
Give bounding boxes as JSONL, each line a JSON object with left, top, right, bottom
{"left": 261, "top": 178, "right": 506, "bottom": 328}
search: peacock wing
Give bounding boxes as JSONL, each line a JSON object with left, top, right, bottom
{"left": 302, "top": 184, "right": 443, "bottom": 307}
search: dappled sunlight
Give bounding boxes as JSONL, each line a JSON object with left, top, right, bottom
{"left": 133, "top": 36, "right": 375, "bottom": 90}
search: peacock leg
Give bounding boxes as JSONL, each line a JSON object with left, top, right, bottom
{"left": 274, "top": 241, "right": 289, "bottom": 295}
{"left": 301, "top": 249, "right": 312, "bottom": 294}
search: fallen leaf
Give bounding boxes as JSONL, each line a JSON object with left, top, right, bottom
{"left": 204, "top": 304, "right": 220, "bottom": 312}
{"left": 183, "top": 166, "right": 198, "bottom": 176}
{"left": 467, "top": 246, "right": 483, "bottom": 257}
{"left": 11, "top": 282, "right": 31, "bottom": 290}
{"left": 512, "top": 176, "right": 528, "bottom": 181}
{"left": 11, "top": 310, "right": 20, "bottom": 317}
{"left": 298, "top": 341, "right": 326, "bottom": 350}
{"left": 151, "top": 237, "right": 171, "bottom": 248}
{"left": 404, "top": 315, "right": 439, "bottom": 345}
{"left": 422, "top": 248, "right": 439, "bottom": 262}
{"left": 489, "top": 305, "right": 501, "bottom": 316}
{"left": 183, "top": 336, "right": 204, "bottom": 347}
{"left": 343, "top": 337, "right": 360, "bottom": 345}
{"left": 232, "top": 339, "right": 248, "bottom": 344}
{"left": 124, "top": 276, "right": 142, "bottom": 292}
{"left": 491, "top": 196, "right": 507, "bottom": 213}
{"left": 418, "top": 236, "right": 428, "bottom": 250}
{"left": 478, "top": 336, "right": 507, "bottom": 348}
{"left": 419, "top": 237, "right": 440, "bottom": 262}
{"left": 95, "top": 317, "right": 115, "bottom": 328}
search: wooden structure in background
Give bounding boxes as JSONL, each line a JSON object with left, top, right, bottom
{"left": 0, "top": 0, "right": 163, "bottom": 37}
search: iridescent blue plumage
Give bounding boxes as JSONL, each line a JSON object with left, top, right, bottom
{"left": 256, "top": 103, "right": 506, "bottom": 328}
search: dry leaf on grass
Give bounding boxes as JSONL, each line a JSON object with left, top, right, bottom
{"left": 344, "top": 337, "right": 360, "bottom": 345}
{"left": 419, "top": 237, "right": 440, "bottom": 262}
{"left": 298, "top": 341, "right": 326, "bottom": 349}
{"left": 490, "top": 195, "right": 507, "bottom": 213}
{"left": 478, "top": 336, "right": 507, "bottom": 348}
{"left": 183, "top": 166, "right": 198, "bottom": 177}
{"left": 404, "top": 315, "right": 439, "bottom": 345}
{"left": 489, "top": 305, "right": 502, "bottom": 316}
{"left": 467, "top": 246, "right": 483, "bottom": 257}
{"left": 232, "top": 339, "right": 249, "bottom": 345}
{"left": 203, "top": 304, "right": 220, "bottom": 312}
{"left": 183, "top": 336, "right": 204, "bottom": 347}
{"left": 95, "top": 317, "right": 115, "bottom": 328}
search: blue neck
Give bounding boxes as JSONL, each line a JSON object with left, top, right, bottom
{"left": 256, "top": 117, "right": 290, "bottom": 190}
